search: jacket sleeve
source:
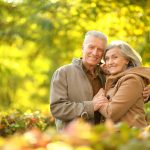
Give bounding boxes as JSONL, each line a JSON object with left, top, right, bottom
{"left": 99, "top": 76, "right": 144, "bottom": 122}
{"left": 50, "top": 67, "right": 94, "bottom": 121}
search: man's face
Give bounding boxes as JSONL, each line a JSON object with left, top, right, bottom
{"left": 82, "top": 36, "right": 106, "bottom": 68}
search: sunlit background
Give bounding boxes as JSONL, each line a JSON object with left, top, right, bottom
{"left": 0, "top": 0, "right": 150, "bottom": 149}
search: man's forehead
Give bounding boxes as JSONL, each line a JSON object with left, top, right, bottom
{"left": 84, "top": 40, "right": 106, "bottom": 48}
{"left": 84, "top": 36, "right": 106, "bottom": 44}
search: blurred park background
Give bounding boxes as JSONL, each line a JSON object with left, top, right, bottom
{"left": 1, "top": 0, "right": 150, "bottom": 149}
{"left": 0, "top": 0, "right": 150, "bottom": 115}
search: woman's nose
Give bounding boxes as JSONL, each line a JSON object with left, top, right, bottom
{"left": 107, "top": 59, "right": 113, "bottom": 65}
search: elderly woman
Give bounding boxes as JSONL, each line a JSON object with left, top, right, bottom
{"left": 96, "top": 40, "right": 150, "bottom": 128}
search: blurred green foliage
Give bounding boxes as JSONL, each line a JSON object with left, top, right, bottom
{"left": 0, "top": 0, "right": 150, "bottom": 111}
{"left": 0, "top": 110, "right": 54, "bottom": 136}
{"left": 0, "top": 119, "right": 150, "bottom": 150}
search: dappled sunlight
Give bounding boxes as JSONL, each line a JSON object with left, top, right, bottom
{"left": 0, "top": 0, "right": 150, "bottom": 148}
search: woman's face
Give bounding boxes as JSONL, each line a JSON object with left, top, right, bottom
{"left": 105, "top": 47, "right": 129, "bottom": 75}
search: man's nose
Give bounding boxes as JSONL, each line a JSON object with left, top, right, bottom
{"left": 92, "top": 48, "right": 98, "bottom": 55}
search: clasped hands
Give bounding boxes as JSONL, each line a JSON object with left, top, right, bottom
{"left": 92, "top": 86, "right": 150, "bottom": 111}
{"left": 92, "top": 88, "right": 108, "bottom": 111}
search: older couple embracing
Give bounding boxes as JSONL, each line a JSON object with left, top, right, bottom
{"left": 50, "top": 30, "right": 150, "bottom": 131}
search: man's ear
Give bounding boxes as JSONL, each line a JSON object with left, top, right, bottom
{"left": 82, "top": 44, "right": 84, "bottom": 49}
{"left": 82, "top": 45, "right": 84, "bottom": 52}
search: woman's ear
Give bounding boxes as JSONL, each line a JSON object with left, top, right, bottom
{"left": 125, "top": 59, "right": 129, "bottom": 65}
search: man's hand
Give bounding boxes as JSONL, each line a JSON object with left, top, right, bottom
{"left": 92, "top": 88, "right": 108, "bottom": 111}
{"left": 143, "top": 86, "right": 150, "bottom": 103}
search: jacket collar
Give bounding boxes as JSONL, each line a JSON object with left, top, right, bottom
{"left": 106, "top": 67, "right": 150, "bottom": 91}
{"left": 72, "top": 58, "right": 106, "bottom": 87}
{"left": 108, "top": 67, "right": 150, "bottom": 81}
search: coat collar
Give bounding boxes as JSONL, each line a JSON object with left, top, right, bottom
{"left": 105, "top": 67, "right": 150, "bottom": 93}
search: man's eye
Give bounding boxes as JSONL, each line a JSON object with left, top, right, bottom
{"left": 113, "top": 56, "right": 118, "bottom": 59}
{"left": 89, "top": 46, "right": 94, "bottom": 49}
{"left": 97, "top": 48, "right": 103, "bottom": 52}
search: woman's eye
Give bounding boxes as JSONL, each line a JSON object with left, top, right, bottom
{"left": 105, "top": 58, "right": 109, "bottom": 61}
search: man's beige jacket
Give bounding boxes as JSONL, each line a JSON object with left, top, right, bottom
{"left": 50, "top": 58, "right": 105, "bottom": 131}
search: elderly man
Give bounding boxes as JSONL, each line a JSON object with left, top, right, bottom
{"left": 50, "top": 30, "right": 150, "bottom": 131}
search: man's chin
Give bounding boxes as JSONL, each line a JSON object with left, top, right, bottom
{"left": 88, "top": 62, "right": 99, "bottom": 66}
{"left": 89, "top": 58, "right": 100, "bottom": 63}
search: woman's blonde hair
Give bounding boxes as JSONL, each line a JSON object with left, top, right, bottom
{"left": 104, "top": 40, "right": 142, "bottom": 67}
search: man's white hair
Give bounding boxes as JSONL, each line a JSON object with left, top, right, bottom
{"left": 83, "top": 30, "right": 108, "bottom": 45}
